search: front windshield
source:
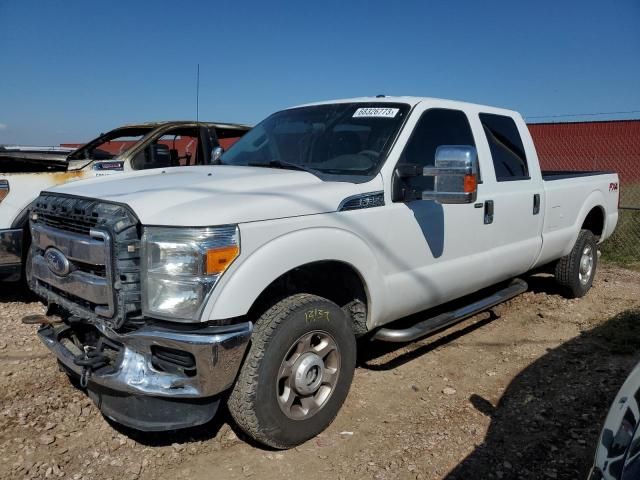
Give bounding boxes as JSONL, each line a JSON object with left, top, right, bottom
{"left": 68, "top": 127, "right": 154, "bottom": 161}
{"left": 221, "top": 103, "right": 410, "bottom": 177}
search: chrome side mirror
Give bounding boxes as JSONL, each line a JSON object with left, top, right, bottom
{"left": 422, "top": 145, "right": 478, "bottom": 204}
{"left": 210, "top": 146, "right": 224, "bottom": 164}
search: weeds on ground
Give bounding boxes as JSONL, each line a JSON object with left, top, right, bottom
{"left": 600, "top": 209, "right": 640, "bottom": 265}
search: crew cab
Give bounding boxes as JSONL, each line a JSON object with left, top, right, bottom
{"left": 0, "top": 121, "right": 250, "bottom": 281}
{"left": 27, "top": 97, "right": 619, "bottom": 449}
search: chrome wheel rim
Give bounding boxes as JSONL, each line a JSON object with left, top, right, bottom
{"left": 276, "top": 331, "right": 340, "bottom": 420}
{"left": 579, "top": 245, "right": 594, "bottom": 285}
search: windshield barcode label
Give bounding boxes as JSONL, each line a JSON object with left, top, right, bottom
{"left": 353, "top": 107, "right": 399, "bottom": 118}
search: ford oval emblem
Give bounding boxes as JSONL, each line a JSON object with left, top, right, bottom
{"left": 44, "top": 248, "right": 71, "bottom": 277}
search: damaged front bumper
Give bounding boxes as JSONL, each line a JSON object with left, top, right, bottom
{"left": 38, "top": 320, "right": 252, "bottom": 431}
{"left": 0, "top": 228, "right": 23, "bottom": 281}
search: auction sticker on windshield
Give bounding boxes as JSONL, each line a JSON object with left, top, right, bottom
{"left": 353, "top": 107, "right": 399, "bottom": 118}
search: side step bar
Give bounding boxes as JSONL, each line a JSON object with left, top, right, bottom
{"left": 372, "top": 279, "right": 528, "bottom": 343}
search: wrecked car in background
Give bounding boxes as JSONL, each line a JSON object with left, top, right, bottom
{"left": 0, "top": 121, "right": 250, "bottom": 281}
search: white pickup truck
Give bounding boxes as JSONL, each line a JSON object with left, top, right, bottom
{"left": 0, "top": 121, "right": 250, "bottom": 281}
{"left": 27, "top": 96, "right": 619, "bottom": 449}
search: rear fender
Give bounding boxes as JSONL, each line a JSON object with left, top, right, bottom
{"left": 561, "top": 189, "right": 607, "bottom": 257}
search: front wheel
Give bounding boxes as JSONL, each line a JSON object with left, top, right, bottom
{"left": 554, "top": 229, "right": 598, "bottom": 298}
{"left": 228, "top": 293, "right": 356, "bottom": 449}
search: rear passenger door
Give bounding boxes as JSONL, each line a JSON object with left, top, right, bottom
{"left": 476, "top": 113, "right": 544, "bottom": 278}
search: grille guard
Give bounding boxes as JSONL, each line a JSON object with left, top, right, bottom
{"left": 31, "top": 224, "right": 115, "bottom": 317}
{"left": 30, "top": 193, "right": 141, "bottom": 329}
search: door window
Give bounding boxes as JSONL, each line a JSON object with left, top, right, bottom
{"left": 479, "top": 113, "right": 529, "bottom": 181}
{"left": 398, "top": 109, "right": 476, "bottom": 193}
{"left": 131, "top": 127, "right": 202, "bottom": 170}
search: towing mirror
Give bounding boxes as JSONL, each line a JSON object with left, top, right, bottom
{"left": 422, "top": 145, "right": 478, "bottom": 204}
{"left": 146, "top": 143, "right": 172, "bottom": 168}
{"left": 210, "top": 146, "right": 224, "bottom": 164}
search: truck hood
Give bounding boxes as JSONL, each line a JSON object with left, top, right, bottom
{"left": 47, "top": 165, "right": 383, "bottom": 225}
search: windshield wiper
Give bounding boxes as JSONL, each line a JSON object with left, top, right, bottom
{"left": 248, "top": 160, "right": 316, "bottom": 173}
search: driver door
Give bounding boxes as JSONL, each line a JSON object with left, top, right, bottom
{"left": 377, "top": 106, "right": 494, "bottom": 318}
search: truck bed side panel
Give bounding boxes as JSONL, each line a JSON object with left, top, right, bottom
{"left": 535, "top": 173, "right": 619, "bottom": 267}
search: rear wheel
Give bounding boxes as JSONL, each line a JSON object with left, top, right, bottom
{"left": 228, "top": 293, "right": 356, "bottom": 449}
{"left": 554, "top": 229, "right": 598, "bottom": 298}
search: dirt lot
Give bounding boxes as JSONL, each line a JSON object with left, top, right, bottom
{"left": 1, "top": 265, "right": 639, "bottom": 480}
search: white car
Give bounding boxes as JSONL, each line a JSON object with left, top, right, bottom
{"left": 28, "top": 96, "right": 619, "bottom": 448}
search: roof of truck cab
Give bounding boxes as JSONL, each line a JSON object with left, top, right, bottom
{"left": 292, "top": 96, "right": 520, "bottom": 117}
{"left": 119, "top": 120, "right": 252, "bottom": 130}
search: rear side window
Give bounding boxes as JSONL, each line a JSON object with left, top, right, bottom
{"left": 479, "top": 113, "right": 529, "bottom": 181}
{"left": 399, "top": 108, "right": 476, "bottom": 192}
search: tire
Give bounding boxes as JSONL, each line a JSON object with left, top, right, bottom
{"left": 554, "top": 229, "right": 598, "bottom": 298}
{"left": 19, "top": 229, "right": 32, "bottom": 288}
{"left": 228, "top": 293, "right": 356, "bottom": 449}
{"left": 23, "top": 237, "right": 36, "bottom": 291}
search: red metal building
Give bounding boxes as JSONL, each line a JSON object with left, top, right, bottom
{"left": 528, "top": 119, "right": 640, "bottom": 184}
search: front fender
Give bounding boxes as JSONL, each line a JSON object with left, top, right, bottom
{"left": 201, "top": 227, "right": 385, "bottom": 327}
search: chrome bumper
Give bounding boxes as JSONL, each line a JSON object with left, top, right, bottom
{"left": 38, "top": 320, "right": 252, "bottom": 399}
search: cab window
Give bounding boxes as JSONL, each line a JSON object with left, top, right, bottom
{"left": 479, "top": 113, "right": 529, "bottom": 181}
{"left": 398, "top": 108, "right": 476, "bottom": 193}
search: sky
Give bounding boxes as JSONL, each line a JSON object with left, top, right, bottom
{"left": 0, "top": 0, "right": 639, "bottom": 145}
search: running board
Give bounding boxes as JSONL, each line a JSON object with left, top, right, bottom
{"left": 372, "top": 279, "right": 528, "bottom": 343}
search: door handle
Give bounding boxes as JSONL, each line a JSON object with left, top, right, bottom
{"left": 533, "top": 194, "right": 540, "bottom": 215}
{"left": 484, "top": 200, "right": 494, "bottom": 224}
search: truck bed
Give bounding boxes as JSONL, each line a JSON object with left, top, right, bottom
{"left": 542, "top": 170, "right": 616, "bottom": 181}
{"left": 0, "top": 153, "right": 68, "bottom": 172}
{"left": 534, "top": 169, "right": 619, "bottom": 268}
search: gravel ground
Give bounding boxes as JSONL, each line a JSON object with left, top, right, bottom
{"left": 1, "top": 265, "right": 639, "bottom": 480}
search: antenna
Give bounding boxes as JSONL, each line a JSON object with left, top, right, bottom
{"left": 196, "top": 63, "right": 200, "bottom": 123}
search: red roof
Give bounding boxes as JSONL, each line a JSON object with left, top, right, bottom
{"left": 528, "top": 120, "right": 640, "bottom": 183}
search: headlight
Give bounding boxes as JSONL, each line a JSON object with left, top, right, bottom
{"left": 141, "top": 225, "right": 239, "bottom": 322}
